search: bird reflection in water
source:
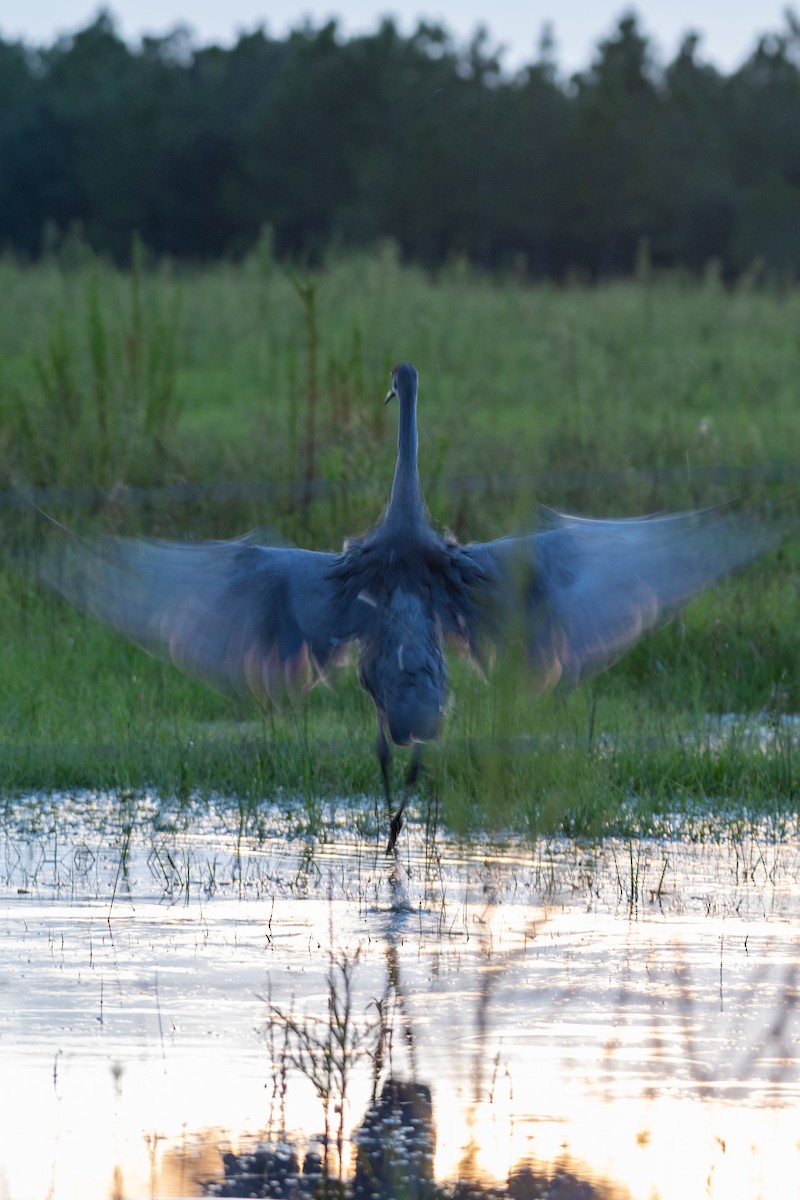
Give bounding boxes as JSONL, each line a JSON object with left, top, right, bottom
{"left": 199, "top": 902, "right": 627, "bottom": 1199}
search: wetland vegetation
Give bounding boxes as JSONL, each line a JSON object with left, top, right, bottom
{"left": 1, "top": 244, "right": 799, "bottom": 841}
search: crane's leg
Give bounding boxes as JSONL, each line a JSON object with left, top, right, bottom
{"left": 377, "top": 726, "right": 393, "bottom": 829}
{"left": 386, "top": 744, "right": 423, "bottom": 855}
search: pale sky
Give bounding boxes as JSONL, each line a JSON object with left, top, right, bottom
{"left": 0, "top": 1, "right": 793, "bottom": 75}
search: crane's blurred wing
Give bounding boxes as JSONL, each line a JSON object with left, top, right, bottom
{"left": 461, "top": 504, "right": 776, "bottom": 690}
{"left": 42, "top": 534, "right": 355, "bottom": 704}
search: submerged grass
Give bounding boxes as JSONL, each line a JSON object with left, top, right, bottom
{"left": 1, "top": 245, "right": 799, "bottom": 839}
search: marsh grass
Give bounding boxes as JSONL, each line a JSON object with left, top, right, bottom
{"left": 4, "top": 239, "right": 182, "bottom": 489}
{"left": 1, "top": 245, "right": 799, "bottom": 838}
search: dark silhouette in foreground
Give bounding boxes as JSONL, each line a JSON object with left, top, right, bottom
{"left": 43, "top": 363, "right": 780, "bottom": 850}
{"left": 353, "top": 1079, "right": 435, "bottom": 1199}
{"left": 206, "top": 1077, "right": 624, "bottom": 1198}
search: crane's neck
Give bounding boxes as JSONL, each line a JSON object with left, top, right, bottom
{"left": 386, "top": 391, "right": 423, "bottom": 524}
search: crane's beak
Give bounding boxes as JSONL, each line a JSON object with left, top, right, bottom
{"left": 384, "top": 383, "right": 397, "bottom": 405}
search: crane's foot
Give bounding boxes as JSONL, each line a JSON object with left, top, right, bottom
{"left": 383, "top": 746, "right": 421, "bottom": 854}
{"left": 385, "top": 810, "right": 403, "bottom": 855}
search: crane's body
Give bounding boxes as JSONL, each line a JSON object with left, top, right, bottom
{"left": 43, "top": 361, "right": 781, "bottom": 852}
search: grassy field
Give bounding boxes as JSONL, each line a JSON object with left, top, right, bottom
{"left": 1, "top": 243, "right": 799, "bottom": 839}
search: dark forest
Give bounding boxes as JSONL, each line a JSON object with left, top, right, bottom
{"left": 2, "top": 9, "right": 800, "bottom": 276}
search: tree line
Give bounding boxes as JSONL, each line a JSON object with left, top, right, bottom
{"left": 2, "top": 9, "right": 800, "bottom": 277}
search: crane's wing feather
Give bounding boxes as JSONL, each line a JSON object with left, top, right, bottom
{"left": 461, "top": 504, "right": 777, "bottom": 690}
{"left": 42, "top": 533, "right": 356, "bottom": 703}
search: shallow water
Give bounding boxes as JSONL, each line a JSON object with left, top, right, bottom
{"left": 1, "top": 794, "right": 799, "bottom": 1199}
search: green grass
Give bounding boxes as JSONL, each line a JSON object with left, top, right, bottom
{"left": 1, "top": 245, "right": 799, "bottom": 839}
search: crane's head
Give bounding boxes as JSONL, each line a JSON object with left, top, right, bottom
{"left": 385, "top": 361, "right": 418, "bottom": 405}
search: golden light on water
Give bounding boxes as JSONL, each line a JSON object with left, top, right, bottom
{"left": 1, "top": 800, "right": 799, "bottom": 1199}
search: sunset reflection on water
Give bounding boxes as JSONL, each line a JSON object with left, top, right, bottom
{"left": 1, "top": 796, "right": 798, "bottom": 1199}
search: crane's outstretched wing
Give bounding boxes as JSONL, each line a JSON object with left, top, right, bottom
{"left": 460, "top": 504, "right": 778, "bottom": 690}
{"left": 41, "top": 533, "right": 356, "bottom": 703}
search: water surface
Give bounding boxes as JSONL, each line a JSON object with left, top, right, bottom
{"left": 1, "top": 794, "right": 798, "bottom": 1199}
